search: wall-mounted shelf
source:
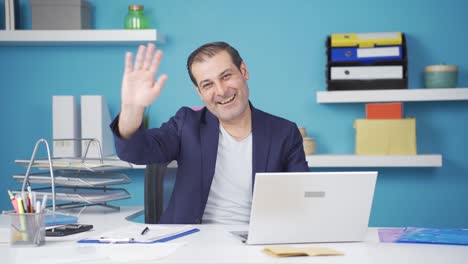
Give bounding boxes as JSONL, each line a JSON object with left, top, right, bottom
{"left": 306, "top": 154, "right": 442, "bottom": 167}
{"left": 114, "top": 155, "right": 442, "bottom": 169}
{"left": 317, "top": 88, "right": 468, "bottom": 103}
{"left": 0, "top": 29, "right": 162, "bottom": 45}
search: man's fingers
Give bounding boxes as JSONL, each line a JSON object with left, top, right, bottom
{"left": 152, "top": 74, "right": 168, "bottom": 96}
{"left": 124, "top": 52, "right": 133, "bottom": 74}
{"left": 149, "top": 50, "right": 163, "bottom": 74}
{"left": 134, "top": 45, "right": 146, "bottom": 70}
{"left": 142, "top": 43, "right": 155, "bottom": 70}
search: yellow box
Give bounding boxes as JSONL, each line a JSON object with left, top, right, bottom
{"left": 354, "top": 118, "right": 417, "bottom": 155}
{"left": 331, "top": 32, "right": 402, "bottom": 48}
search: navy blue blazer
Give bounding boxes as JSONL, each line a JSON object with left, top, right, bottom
{"left": 110, "top": 104, "right": 308, "bottom": 224}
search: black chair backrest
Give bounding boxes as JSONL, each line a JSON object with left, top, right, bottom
{"left": 144, "top": 163, "right": 169, "bottom": 224}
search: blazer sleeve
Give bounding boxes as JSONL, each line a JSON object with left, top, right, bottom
{"left": 110, "top": 107, "right": 188, "bottom": 165}
{"left": 285, "top": 123, "right": 309, "bottom": 172}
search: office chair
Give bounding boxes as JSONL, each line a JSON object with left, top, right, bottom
{"left": 144, "top": 162, "right": 169, "bottom": 224}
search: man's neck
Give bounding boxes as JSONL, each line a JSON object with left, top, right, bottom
{"left": 219, "top": 106, "right": 252, "bottom": 141}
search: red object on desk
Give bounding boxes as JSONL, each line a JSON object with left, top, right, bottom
{"left": 366, "top": 103, "right": 403, "bottom": 119}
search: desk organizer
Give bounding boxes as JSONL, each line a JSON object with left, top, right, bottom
{"left": 12, "top": 138, "right": 133, "bottom": 212}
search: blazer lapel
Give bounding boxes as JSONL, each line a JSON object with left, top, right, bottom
{"left": 252, "top": 105, "right": 271, "bottom": 186}
{"left": 199, "top": 109, "right": 220, "bottom": 205}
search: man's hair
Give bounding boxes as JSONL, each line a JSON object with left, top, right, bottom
{"left": 187, "top": 41, "right": 243, "bottom": 86}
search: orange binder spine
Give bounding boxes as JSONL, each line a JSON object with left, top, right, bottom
{"left": 366, "top": 103, "right": 403, "bottom": 119}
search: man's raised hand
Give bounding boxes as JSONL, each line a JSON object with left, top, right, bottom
{"left": 121, "top": 43, "right": 168, "bottom": 108}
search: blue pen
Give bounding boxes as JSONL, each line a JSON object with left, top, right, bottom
{"left": 153, "top": 228, "right": 200, "bottom": 243}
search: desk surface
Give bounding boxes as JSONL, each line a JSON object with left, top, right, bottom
{"left": 1, "top": 206, "right": 467, "bottom": 264}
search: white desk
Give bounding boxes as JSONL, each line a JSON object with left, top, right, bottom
{"left": 1, "top": 206, "right": 467, "bottom": 264}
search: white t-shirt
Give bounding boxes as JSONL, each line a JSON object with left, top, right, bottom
{"left": 202, "top": 125, "right": 253, "bottom": 224}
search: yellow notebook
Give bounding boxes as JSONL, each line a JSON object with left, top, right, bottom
{"left": 331, "top": 32, "right": 402, "bottom": 48}
{"left": 263, "top": 246, "right": 344, "bottom": 257}
{"left": 354, "top": 118, "right": 416, "bottom": 155}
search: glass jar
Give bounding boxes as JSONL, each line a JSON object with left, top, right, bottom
{"left": 124, "top": 5, "right": 149, "bottom": 29}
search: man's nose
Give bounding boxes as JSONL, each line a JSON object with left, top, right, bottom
{"left": 214, "top": 81, "right": 228, "bottom": 96}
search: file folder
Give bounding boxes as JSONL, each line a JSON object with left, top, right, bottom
{"left": 330, "top": 66, "right": 404, "bottom": 80}
{"left": 331, "top": 32, "right": 402, "bottom": 48}
{"left": 81, "top": 95, "right": 115, "bottom": 158}
{"left": 52, "top": 96, "right": 81, "bottom": 158}
{"left": 331, "top": 46, "right": 402, "bottom": 63}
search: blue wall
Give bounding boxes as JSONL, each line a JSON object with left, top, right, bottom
{"left": 1, "top": 0, "right": 467, "bottom": 227}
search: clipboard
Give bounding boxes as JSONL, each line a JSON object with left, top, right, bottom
{"left": 78, "top": 227, "right": 200, "bottom": 244}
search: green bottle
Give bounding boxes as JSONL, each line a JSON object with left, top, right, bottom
{"left": 124, "top": 5, "right": 149, "bottom": 29}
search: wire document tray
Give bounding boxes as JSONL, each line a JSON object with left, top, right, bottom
{"left": 12, "top": 187, "right": 131, "bottom": 210}
{"left": 15, "top": 158, "right": 133, "bottom": 172}
{"left": 13, "top": 172, "right": 131, "bottom": 187}
{"left": 12, "top": 138, "right": 133, "bottom": 212}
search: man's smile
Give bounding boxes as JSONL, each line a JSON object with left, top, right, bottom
{"left": 218, "top": 94, "right": 236, "bottom": 105}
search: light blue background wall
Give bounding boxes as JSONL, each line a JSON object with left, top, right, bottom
{"left": 1, "top": 0, "right": 467, "bottom": 227}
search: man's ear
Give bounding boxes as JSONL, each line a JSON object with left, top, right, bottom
{"left": 240, "top": 62, "right": 249, "bottom": 80}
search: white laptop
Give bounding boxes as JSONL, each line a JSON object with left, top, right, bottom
{"left": 234, "top": 171, "right": 378, "bottom": 245}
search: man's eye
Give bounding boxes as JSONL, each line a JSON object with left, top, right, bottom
{"left": 223, "top": 74, "right": 232, "bottom": 80}
{"left": 202, "top": 83, "right": 213, "bottom": 89}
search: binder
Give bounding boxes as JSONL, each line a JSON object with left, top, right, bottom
{"left": 325, "top": 33, "right": 408, "bottom": 91}
{"left": 11, "top": 0, "right": 20, "bottom": 29}
{"left": 331, "top": 46, "right": 402, "bottom": 63}
{"left": 331, "top": 32, "right": 402, "bottom": 48}
{"left": 5, "top": 0, "right": 10, "bottom": 30}
{"left": 81, "top": 95, "right": 115, "bottom": 158}
{"left": 52, "top": 96, "right": 81, "bottom": 158}
{"left": 327, "top": 79, "right": 407, "bottom": 91}
{"left": 330, "top": 66, "right": 403, "bottom": 80}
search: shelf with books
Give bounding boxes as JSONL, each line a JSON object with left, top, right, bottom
{"left": 0, "top": 29, "right": 163, "bottom": 45}
{"left": 316, "top": 88, "right": 468, "bottom": 103}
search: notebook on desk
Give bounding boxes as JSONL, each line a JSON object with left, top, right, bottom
{"left": 232, "top": 171, "right": 378, "bottom": 245}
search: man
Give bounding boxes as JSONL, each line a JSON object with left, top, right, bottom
{"left": 111, "top": 42, "right": 308, "bottom": 224}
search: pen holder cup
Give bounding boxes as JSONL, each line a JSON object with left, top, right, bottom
{"left": 9, "top": 212, "right": 45, "bottom": 246}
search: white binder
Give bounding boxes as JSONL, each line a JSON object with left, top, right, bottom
{"left": 80, "top": 95, "right": 115, "bottom": 158}
{"left": 330, "top": 66, "right": 403, "bottom": 80}
{"left": 52, "top": 96, "right": 81, "bottom": 158}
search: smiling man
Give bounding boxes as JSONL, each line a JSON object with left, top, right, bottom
{"left": 111, "top": 42, "right": 308, "bottom": 224}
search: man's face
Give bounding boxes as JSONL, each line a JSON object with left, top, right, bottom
{"left": 191, "top": 51, "right": 250, "bottom": 123}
